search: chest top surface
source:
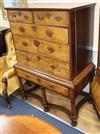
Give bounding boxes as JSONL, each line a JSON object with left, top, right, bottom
{"left": 5, "top": 2, "right": 95, "bottom": 10}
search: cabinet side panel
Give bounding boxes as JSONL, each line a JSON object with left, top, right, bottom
{"left": 76, "top": 6, "right": 95, "bottom": 73}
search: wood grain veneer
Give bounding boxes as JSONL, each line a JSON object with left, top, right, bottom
{"left": 6, "top": 3, "right": 95, "bottom": 126}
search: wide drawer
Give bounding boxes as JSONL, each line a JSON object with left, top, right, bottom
{"left": 13, "top": 35, "right": 70, "bottom": 62}
{"left": 34, "top": 11, "right": 70, "bottom": 27}
{"left": 8, "top": 10, "right": 33, "bottom": 23}
{"left": 16, "top": 50, "right": 71, "bottom": 79}
{"left": 15, "top": 68, "right": 69, "bottom": 97}
{"left": 10, "top": 22, "right": 69, "bottom": 44}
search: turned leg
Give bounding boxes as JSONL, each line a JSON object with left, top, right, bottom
{"left": 70, "top": 98, "right": 77, "bottom": 126}
{"left": 2, "top": 77, "right": 11, "bottom": 109}
{"left": 18, "top": 77, "right": 27, "bottom": 100}
{"left": 70, "top": 90, "right": 77, "bottom": 126}
{"left": 41, "top": 87, "right": 49, "bottom": 112}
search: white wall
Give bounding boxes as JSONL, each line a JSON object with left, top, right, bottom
{"left": 0, "top": 9, "right": 9, "bottom": 27}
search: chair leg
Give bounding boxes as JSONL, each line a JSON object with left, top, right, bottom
{"left": 2, "top": 77, "right": 11, "bottom": 109}
{"left": 41, "top": 87, "right": 49, "bottom": 112}
{"left": 3, "top": 90, "right": 11, "bottom": 109}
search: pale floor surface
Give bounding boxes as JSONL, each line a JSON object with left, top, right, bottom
{"left": 25, "top": 89, "right": 100, "bottom": 134}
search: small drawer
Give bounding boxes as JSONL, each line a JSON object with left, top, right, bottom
{"left": 8, "top": 10, "right": 33, "bottom": 23}
{"left": 34, "top": 11, "right": 70, "bottom": 27}
{"left": 16, "top": 68, "right": 69, "bottom": 97}
{"left": 10, "top": 22, "right": 69, "bottom": 44}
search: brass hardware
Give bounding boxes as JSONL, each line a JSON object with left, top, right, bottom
{"left": 37, "top": 56, "right": 41, "bottom": 61}
{"left": 22, "top": 42, "right": 28, "bottom": 47}
{"left": 55, "top": 16, "right": 61, "bottom": 21}
{"left": 25, "top": 57, "right": 30, "bottom": 62}
{"left": 32, "top": 26, "right": 37, "bottom": 31}
{"left": 45, "top": 12, "right": 52, "bottom": 19}
{"left": 12, "top": 13, "right": 16, "bottom": 18}
{"left": 34, "top": 40, "right": 40, "bottom": 47}
{"left": 46, "top": 30, "right": 53, "bottom": 38}
{"left": 17, "top": 11, "right": 21, "bottom": 16}
{"left": 19, "top": 27, "right": 25, "bottom": 33}
{"left": 24, "top": 15, "right": 29, "bottom": 20}
{"left": 50, "top": 65, "right": 56, "bottom": 69}
{"left": 37, "top": 16, "right": 44, "bottom": 20}
{"left": 48, "top": 47, "right": 55, "bottom": 53}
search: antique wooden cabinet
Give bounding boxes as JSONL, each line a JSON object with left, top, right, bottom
{"left": 6, "top": 3, "right": 95, "bottom": 126}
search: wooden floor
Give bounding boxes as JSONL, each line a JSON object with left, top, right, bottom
{"left": 24, "top": 88, "right": 100, "bottom": 134}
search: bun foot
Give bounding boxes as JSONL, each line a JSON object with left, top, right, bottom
{"left": 22, "top": 96, "right": 27, "bottom": 101}
{"left": 71, "top": 121, "right": 77, "bottom": 127}
{"left": 44, "top": 107, "right": 49, "bottom": 112}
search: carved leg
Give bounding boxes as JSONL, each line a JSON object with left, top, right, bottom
{"left": 2, "top": 77, "right": 11, "bottom": 109}
{"left": 18, "top": 77, "right": 27, "bottom": 100}
{"left": 3, "top": 90, "right": 11, "bottom": 109}
{"left": 41, "top": 87, "right": 49, "bottom": 112}
{"left": 70, "top": 98, "right": 77, "bottom": 126}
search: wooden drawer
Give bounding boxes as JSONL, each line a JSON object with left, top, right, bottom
{"left": 13, "top": 35, "right": 70, "bottom": 62}
{"left": 10, "top": 22, "right": 69, "bottom": 44}
{"left": 8, "top": 10, "right": 33, "bottom": 23}
{"left": 16, "top": 50, "right": 71, "bottom": 79}
{"left": 34, "top": 11, "right": 70, "bottom": 27}
{"left": 16, "top": 68, "right": 69, "bottom": 97}
{"left": 13, "top": 35, "right": 38, "bottom": 53}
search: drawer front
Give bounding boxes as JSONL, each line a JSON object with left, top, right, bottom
{"left": 38, "top": 40, "right": 70, "bottom": 62}
{"left": 13, "top": 35, "right": 38, "bottom": 53}
{"left": 16, "top": 50, "right": 71, "bottom": 79}
{"left": 16, "top": 50, "right": 53, "bottom": 74}
{"left": 34, "top": 11, "right": 70, "bottom": 27}
{"left": 10, "top": 22, "right": 69, "bottom": 44}
{"left": 16, "top": 68, "right": 69, "bottom": 97}
{"left": 14, "top": 35, "right": 70, "bottom": 62}
{"left": 8, "top": 10, "right": 33, "bottom": 23}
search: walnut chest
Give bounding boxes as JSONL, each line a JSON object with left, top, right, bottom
{"left": 6, "top": 3, "right": 95, "bottom": 126}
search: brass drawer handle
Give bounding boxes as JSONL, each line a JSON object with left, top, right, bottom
{"left": 24, "top": 15, "right": 29, "bottom": 20}
{"left": 37, "top": 15, "right": 44, "bottom": 20}
{"left": 37, "top": 56, "right": 41, "bottom": 61}
{"left": 32, "top": 26, "right": 37, "bottom": 31}
{"left": 22, "top": 42, "right": 28, "bottom": 47}
{"left": 34, "top": 40, "right": 40, "bottom": 47}
{"left": 48, "top": 47, "right": 55, "bottom": 53}
{"left": 12, "top": 13, "right": 16, "bottom": 18}
{"left": 19, "top": 26, "right": 25, "bottom": 33}
{"left": 17, "top": 11, "right": 21, "bottom": 16}
{"left": 50, "top": 65, "right": 56, "bottom": 69}
{"left": 45, "top": 12, "right": 52, "bottom": 19}
{"left": 25, "top": 57, "right": 30, "bottom": 62}
{"left": 55, "top": 16, "right": 61, "bottom": 22}
{"left": 46, "top": 30, "right": 53, "bottom": 38}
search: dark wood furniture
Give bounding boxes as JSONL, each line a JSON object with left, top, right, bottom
{"left": 0, "top": 27, "right": 8, "bottom": 56}
{"left": 0, "top": 115, "right": 62, "bottom": 134}
{"left": 6, "top": 3, "right": 95, "bottom": 126}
